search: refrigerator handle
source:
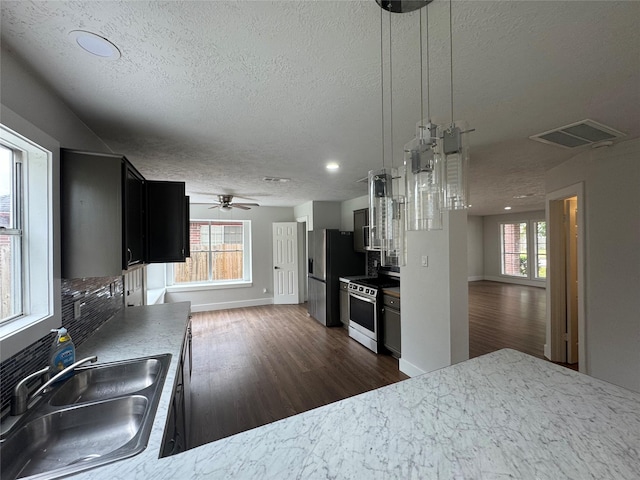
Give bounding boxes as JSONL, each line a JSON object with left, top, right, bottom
{"left": 308, "top": 258, "right": 313, "bottom": 275}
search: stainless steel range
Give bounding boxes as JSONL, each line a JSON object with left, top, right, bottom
{"left": 348, "top": 276, "right": 399, "bottom": 353}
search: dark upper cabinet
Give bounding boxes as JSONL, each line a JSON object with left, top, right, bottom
{"left": 124, "top": 163, "right": 145, "bottom": 267}
{"left": 146, "top": 181, "right": 188, "bottom": 263}
{"left": 353, "top": 208, "right": 369, "bottom": 253}
{"left": 61, "top": 149, "right": 188, "bottom": 278}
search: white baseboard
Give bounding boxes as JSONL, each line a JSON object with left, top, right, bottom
{"left": 484, "top": 275, "right": 546, "bottom": 288}
{"left": 468, "top": 276, "right": 484, "bottom": 282}
{"left": 399, "top": 358, "right": 427, "bottom": 378}
{"left": 189, "top": 298, "right": 273, "bottom": 313}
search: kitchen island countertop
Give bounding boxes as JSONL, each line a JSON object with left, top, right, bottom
{"left": 69, "top": 325, "right": 640, "bottom": 480}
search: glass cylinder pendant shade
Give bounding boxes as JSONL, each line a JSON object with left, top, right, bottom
{"left": 404, "top": 121, "right": 443, "bottom": 231}
{"left": 440, "top": 122, "right": 470, "bottom": 210}
{"left": 368, "top": 168, "right": 394, "bottom": 252}
{"left": 381, "top": 194, "right": 406, "bottom": 267}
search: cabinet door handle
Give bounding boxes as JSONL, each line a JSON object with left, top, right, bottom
{"left": 127, "top": 248, "right": 132, "bottom": 263}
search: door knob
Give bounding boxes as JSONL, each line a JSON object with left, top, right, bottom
{"left": 274, "top": 266, "right": 280, "bottom": 269}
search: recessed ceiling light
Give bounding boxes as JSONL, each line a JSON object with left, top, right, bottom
{"left": 69, "top": 30, "right": 121, "bottom": 60}
{"left": 513, "top": 193, "right": 534, "bottom": 199}
{"left": 504, "top": 206, "right": 512, "bottom": 210}
{"left": 326, "top": 162, "right": 340, "bottom": 171}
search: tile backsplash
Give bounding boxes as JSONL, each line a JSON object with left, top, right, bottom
{"left": 0, "top": 276, "right": 123, "bottom": 419}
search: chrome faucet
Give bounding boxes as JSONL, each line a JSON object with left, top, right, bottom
{"left": 12, "top": 356, "right": 98, "bottom": 416}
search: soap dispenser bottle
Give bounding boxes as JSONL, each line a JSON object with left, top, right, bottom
{"left": 50, "top": 328, "right": 76, "bottom": 382}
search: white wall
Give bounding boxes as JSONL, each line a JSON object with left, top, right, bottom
{"left": 0, "top": 46, "right": 111, "bottom": 357}
{"left": 546, "top": 139, "right": 640, "bottom": 392}
{"left": 1, "top": 49, "right": 110, "bottom": 153}
{"left": 400, "top": 210, "right": 469, "bottom": 376}
{"left": 467, "top": 215, "right": 484, "bottom": 281}
{"left": 483, "top": 210, "right": 546, "bottom": 287}
{"left": 164, "top": 204, "right": 296, "bottom": 311}
{"left": 340, "top": 195, "right": 368, "bottom": 231}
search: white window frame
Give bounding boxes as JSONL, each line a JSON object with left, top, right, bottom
{"left": 0, "top": 123, "right": 60, "bottom": 362}
{"left": 533, "top": 220, "right": 547, "bottom": 280}
{"left": 499, "top": 219, "right": 546, "bottom": 282}
{"left": 166, "top": 219, "right": 252, "bottom": 292}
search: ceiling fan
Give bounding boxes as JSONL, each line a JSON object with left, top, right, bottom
{"left": 208, "top": 194, "right": 259, "bottom": 211}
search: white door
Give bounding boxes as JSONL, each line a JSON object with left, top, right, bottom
{"left": 273, "top": 222, "right": 300, "bottom": 304}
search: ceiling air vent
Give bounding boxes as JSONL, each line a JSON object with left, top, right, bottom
{"left": 530, "top": 119, "right": 625, "bottom": 149}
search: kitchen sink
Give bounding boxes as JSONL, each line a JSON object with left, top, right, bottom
{"left": 50, "top": 356, "right": 166, "bottom": 406}
{"left": 0, "top": 354, "right": 172, "bottom": 480}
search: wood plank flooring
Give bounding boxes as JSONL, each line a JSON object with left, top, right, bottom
{"left": 468, "top": 280, "right": 546, "bottom": 359}
{"left": 189, "top": 281, "right": 555, "bottom": 449}
{"left": 188, "top": 304, "right": 407, "bottom": 448}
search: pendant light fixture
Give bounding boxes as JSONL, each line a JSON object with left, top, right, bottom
{"left": 404, "top": 5, "right": 443, "bottom": 231}
{"left": 440, "top": 0, "right": 472, "bottom": 211}
{"left": 368, "top": 4, "right": 406, "bottom": 267}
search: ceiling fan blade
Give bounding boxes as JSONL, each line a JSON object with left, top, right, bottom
{"left": 234, "top": 203, "right": 259, "bottom": 207}
{"left": 208, "top": 204, "right": 221, "bottom": 209}
{"left": 233, "top": 205, "right": 251, "bottom": 210}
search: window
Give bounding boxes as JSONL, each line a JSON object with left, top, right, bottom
{"left": 173, "top": 220, "right": 251, "bottom": 285}
{"left": 0, "top": 124, "right": 59, "bottom": 361}
{"left": 501, "top": 222, "right": 528, "bottom": 277}
{"left": 500, "top": 220, "right": 546, "bottom": 280}
{"left": 0, "top": 144, "right": 22, "bottom": 322}
{"left": 534, "top": 221, "right": 547, "bottom": 279}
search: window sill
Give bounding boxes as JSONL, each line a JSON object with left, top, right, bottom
{"left": 0, "top": 312, "right": 59, "bottom": 362}
{"left": 165, "top": 281, "right": 253, "bottom": 293}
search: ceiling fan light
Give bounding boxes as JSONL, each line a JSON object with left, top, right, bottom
{"left": 220, "top": 205, "right": 232, "bottom": 212}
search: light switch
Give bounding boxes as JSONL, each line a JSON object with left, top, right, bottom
{"left": 421, "top": 255, "right": 429, "bottom": 267}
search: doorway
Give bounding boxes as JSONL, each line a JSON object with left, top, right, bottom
{"left": 546, "top": 183, "right": 585, "bottom": 371}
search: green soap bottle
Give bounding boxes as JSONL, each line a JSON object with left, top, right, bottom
{"left": 50, "top": 328, "right": 76, "bottom": 382}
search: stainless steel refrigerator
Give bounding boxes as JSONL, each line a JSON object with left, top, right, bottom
{"left": 307, "top": 229, "right": 365, "bottom": 326}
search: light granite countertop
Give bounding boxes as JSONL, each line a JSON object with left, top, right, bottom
{"left": 68, "top": 318, "right": 640, "bottom": 480}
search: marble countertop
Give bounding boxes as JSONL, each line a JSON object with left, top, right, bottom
{"left": 70, "top": 301, "right": 191, "bottom": 479}
{"left": 70, "top": 342, "right": 639, "bottom": 479}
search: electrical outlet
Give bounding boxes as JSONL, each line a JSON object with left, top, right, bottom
{"left": 421, "top": 255, "right": 429, "bottom": 267}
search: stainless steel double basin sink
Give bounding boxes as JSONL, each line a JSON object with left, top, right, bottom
{"left": 0, "top": 354, "right": 172, "bottom": 480}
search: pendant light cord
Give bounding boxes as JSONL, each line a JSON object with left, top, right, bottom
{"left": 389, "top": 11, "right": 394, "bottom": 168}
{"left": 449, "top": 0, "right": 454, "bottom": 127}
{"left": 380, "top": 6, "right": 385, "bottom": 169}
{"left": 419, "top": 9, "right": 424, "bottom": 126}
{"left": 426, "top": 6, "right": 430, "bottom": 123}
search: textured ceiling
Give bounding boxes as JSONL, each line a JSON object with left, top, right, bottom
{"left": 1, "top": 1, "right": 639, "bottom": 215}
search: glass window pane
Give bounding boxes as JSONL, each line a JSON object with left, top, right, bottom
{"left": 501, "top": 222, "right": 528, "bottom": 277}
{"left": 174, "top": 251, "right": 210, "bottom": 283}
{"left": 174, "top": 220, "right": 247, "bottom": 284}
{"left": 1, "top": 145, "right": 13, "bottom": 229}
{"left": 212, "top": 251, "right": 243, "bottom": 281}
{"left": 535, "top": 221, "right": 547, "bottom": 279}
{"left": 1, "top": 226, "right": 22, "bottom": 321}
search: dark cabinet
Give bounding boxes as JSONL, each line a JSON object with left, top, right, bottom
{"left": 61, "top": 149, "right": 189, "bottom": 278}
{"left": 61, "top": 149, "right": 144, "bottom": 278}
{"left": 124, "top": 163, "right": 145, "bottom": 267}
{"left": 146, "top": 181, "right": 188, "bottom": 263}
{"left": 161, "top": 319, "right": 192, "bottom": 457}
{"left": 339, "top": 280, "right": 349, "bottom": 328}
{"left": 382, "top": 293, "right": 401, "bottom": 358}
{"left": 353, "top": 208, "right": 369, "bottom": 253}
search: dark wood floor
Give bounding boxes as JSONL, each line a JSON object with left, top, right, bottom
{"left": 189, "top": 281, "right": 554, "bottom": 448}
{"left": 468, "top": 280, "right": 546, "bottom": 359}
{"left": 188, "top": 304, "right": 407, "bottom": 448}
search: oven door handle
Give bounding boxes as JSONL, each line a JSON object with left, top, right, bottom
{"left": 349, "top": 292, "right": 376, "bottom": 304}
